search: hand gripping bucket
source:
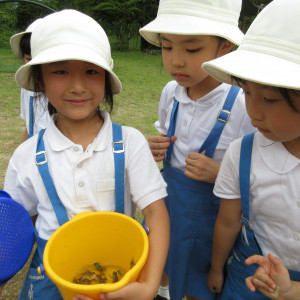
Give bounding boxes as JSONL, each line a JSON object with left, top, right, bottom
{"left": 0, "top": 191, "right": 34, "bottom": 285}
{"left": 39, "top": 211, "right": 149, "bottom": 299}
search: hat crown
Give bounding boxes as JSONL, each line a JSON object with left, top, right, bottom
{"left": 157, "top": 0, "right": 242, "bottom": 26}
{"left": 31, "top": 10, "right": 112, "bottom": 67}
{"left": 240, "top": 0, "right": 300, "bottom": 64}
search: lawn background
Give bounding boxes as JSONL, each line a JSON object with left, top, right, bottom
{"left": 0, "top": 47, "right": 170, "bottom": 299}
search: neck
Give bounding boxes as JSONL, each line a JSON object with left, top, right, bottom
{"left": 56, "top": 112, "right": 103, "bottom": 151}
{"left": 283, "top": 137, "right": 300, "bottom": 159}
{"left": 187, "top": 78, "right": 222, "bottom": 101}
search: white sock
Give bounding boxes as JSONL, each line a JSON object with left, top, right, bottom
{"left": 158, "top": 285, "right": 170, "bottom": 299}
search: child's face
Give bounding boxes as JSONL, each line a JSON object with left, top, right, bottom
{"left": 23, "top": 54, "right": 32, "bottom": 64}
{"left": 242, "top": 81, "right": 300, "bottom": 146}
{"left": 160, "top": 34, "right": 233, "bottom": 98}
{"left": 41, "top": 60, "right": 106, "bottom": 122}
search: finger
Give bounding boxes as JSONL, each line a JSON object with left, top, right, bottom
{"left": 154, "top": 155, "right": 165, "bottom": 162}
{"left": 245, "top": 255, "right": 269, "bottom": 266}
{"left": 148, "top": 136, "right": 170, "bottom": 143}
{"left": 151, "top": 148, "right": 168, "bottom": 156}
{"left": 245, "top": 276, "right": 256, "bottom": 292}
{"left": 252, "top": 274, "right": 277, "bottom": 293}
{"left": 268, "top": 253, "right": 289, "bottom": 275}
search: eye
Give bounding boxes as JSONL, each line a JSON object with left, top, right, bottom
{"left": 162, "top": 45, "right": 172, "bottom": 51}
{"left": 86, "top": 69, "right": 98, "bottom": 75}
{"left": 53, "top": 70, "right": 67, "bottom": 75}
{"left": 186, "top": 48, "right": 200, "bottom": 53}
{"left": 264, "top": 97, "right": 279, "bottom": 103}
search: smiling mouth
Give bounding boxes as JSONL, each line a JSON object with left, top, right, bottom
{"left": 67, "top": 99, "right": 89, "bottom": 106}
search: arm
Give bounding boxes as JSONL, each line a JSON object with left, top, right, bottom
{"left": 21, "top": 129, "right": 28, "bottom": 143}
{"left": 185, "top": 153, "right": 220, "bottom": 182}
{"left": 148, "top": 135, "right": 176, "bottom": 162}
{"left": 245, "top": 254, "right": 300, "bottom": 300}
{"left": 207, "top": 198, "right": 242, "bottom": 293}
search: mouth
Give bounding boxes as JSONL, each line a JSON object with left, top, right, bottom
{"left": 67, "top": 99, "right": 89, "bottom": 106}
{"left": 256, "top": 127, "right": 270, "bottom": 134}
{"left": 173, "top": 72, "right": 188, "bottom": 80}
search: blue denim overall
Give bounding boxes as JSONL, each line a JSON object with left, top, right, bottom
{"left": 163, "top": 86, "right": 240, "bottom": 300}
{"left": 18, "top": 123, "right": 125, "bottom": 300}
{"left": 27, "top": 96, "right": 34, "bottom": 139}
{"left": 220, "top": 132, "right": 300, "bottom": 300}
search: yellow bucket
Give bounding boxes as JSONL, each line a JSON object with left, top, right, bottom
{"left": 41, "top": 212, "right": 149, "bottom": 299}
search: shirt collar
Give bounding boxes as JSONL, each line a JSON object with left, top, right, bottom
{"left": 174, "top": 82, "right": 232, "bottom": 106}
{"left": 46, "top": 111, "right": 112, "bottom": 152}
{"left": 257, "top": 132, "right": 300, "bottom": 174}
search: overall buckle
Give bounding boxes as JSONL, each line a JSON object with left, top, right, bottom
{"left": 217, "top": 109, "right": 231, "bottom": 123}
{"left": 35, "top": 151, "right": 48, "bottom": 165}
{"left": 112, "top": 141, "right": 124, "bottom": 153}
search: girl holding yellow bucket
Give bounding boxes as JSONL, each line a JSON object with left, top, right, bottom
{"left": 4, "top": 9, "right": 170, "bottom": 300}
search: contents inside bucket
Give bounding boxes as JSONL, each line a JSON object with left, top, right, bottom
{"left": 73, "top": 259, "right": 135, "bottom": 285}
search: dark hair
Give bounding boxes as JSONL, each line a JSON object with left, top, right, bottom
{"left": 20, "top": 33, "right": 32, "bottom": 57}
{"left": 232, "top": 76, "right": 300, "bottom": 112}
{"left": 29, "top": 65, "right": 114, "bottom": 116}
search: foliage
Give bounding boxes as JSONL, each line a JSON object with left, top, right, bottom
{"left": 0, "top": 2, "right": 17, "bottom": 47}
{"left": 92, "top": 0, "right": 158, "bottom": 51}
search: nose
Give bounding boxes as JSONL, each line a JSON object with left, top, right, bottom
{"left": 69, "top": 73, "right": 86, "bottom": 94}
{"left": 171, "top": 50, "right": 185, "bottom": 68}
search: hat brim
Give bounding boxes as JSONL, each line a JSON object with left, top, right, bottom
{"left": 139, "top": 14, "right": 244, "bottom": 47}
{"left": 10, "top": 32, "right": 27, "bottom": 60}
{"left": 202, "top": 49, "right": 300, "bottom": 90}
{"left": 15, "top": 44, "right": 122, "bottom": 94}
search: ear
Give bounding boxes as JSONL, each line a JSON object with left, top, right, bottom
{"left": 219, "top": 40, "right": 235, "bottom": 56}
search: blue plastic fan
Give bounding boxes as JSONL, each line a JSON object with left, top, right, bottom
{"left": 0, "top": 191, "right": 34, "bottom": 285}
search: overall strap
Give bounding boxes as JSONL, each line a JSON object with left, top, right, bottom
{"left": 28, "top": 96, "right": 34, "bottom": 139}
{"left": 112, "top": 123, "right": 125, "bottom": 214}
{"left": 165, "top": 100, "right": 179, "bottom": 162}
{"left": 239, "top": 132, "right": 261, "bottom": 251}
{"left": 35, "top": 129, "right": 69, "bottom": 226}
{"left": 198, "top": 85, "right": 240, "bottom": 158}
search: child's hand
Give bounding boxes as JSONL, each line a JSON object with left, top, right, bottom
{"left": 148, "top": 135, "right": 177, "bottom": 162}
{"left": 185, "top": 153, "right": 220, "bottom": 182}
{"left": 245, "top": 253, "right": 291, "bottom": 299}
{"left": 72, "top": 281, "right": 155, "bottom": 300}
{"left": 207, "top": 267, "right": 224, "bottom": 293}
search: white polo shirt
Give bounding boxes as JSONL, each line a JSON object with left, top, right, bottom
{"left": 4, "top": 111, "right": 167, "bottom": 240}
{"left": 214, "top": 132, "right": 300, "bottom": 271}
{"left": 155, "top": 81, "right": 255, "bottom": 172}
{"left": 20, "top": 88, "right": 52, "bottom": 136}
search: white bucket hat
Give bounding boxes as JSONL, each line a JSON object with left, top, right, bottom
{"left": 15, "top": 9, "right": 122, "bottom": 94}
{"left": 10, "top": 18, "right": 42, "bottom": 60}
{"left": 202, "top": 0, "right": 300, "bottom": 90}
{"left": 139, "top": 0, "right": 244, "bottom": 47}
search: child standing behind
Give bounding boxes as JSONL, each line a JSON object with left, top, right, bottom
{"left": 140, "top": 1, "right": 254, "bottom": 299}
{"left": 4, "top": 9, "right": 169, "bottom": 300}
{"left": 10, "top": 19, "right": 51, "bottom": 142}
{"left": 202, "top": 0, "right": 300, "bottom": 298}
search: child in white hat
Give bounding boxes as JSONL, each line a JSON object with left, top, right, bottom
{"left": 4, "top": 9, "right": 169, "bottom": 300}
{"left": 140, "top": 1, "right": 255, "bottom": 299}
{"left": 10, "top": 19, "right": 52, "bottom": 141}
{"left": 202, "top": 0, "right": 300, "bottom": 298}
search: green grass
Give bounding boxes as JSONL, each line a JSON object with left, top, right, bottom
{"left": 0, "top": 47, "right": 170, "bottom": 299}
